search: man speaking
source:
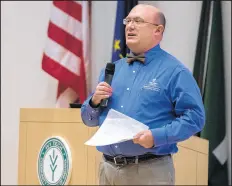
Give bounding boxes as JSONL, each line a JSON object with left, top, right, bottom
{"left": 81, "top": 4, "right": 205, "bottom": 185}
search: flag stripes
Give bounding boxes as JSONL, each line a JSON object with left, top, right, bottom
{"left": 42, "top": 1, "right": 90, "bottom": 107}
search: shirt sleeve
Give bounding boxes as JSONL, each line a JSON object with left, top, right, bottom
{"left": 151, "top": 69, "right": 206, "bottom": 147}
{"left": 81, "top": 69, "right": 105, "bottom": 127}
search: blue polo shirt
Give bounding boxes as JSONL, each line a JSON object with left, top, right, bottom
{"left": 81, "top": 44, "right": 205, "bottom": 156}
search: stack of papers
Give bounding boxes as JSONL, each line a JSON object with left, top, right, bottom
{"left": 85, "top": 109, "right": 148, "bottom": 146}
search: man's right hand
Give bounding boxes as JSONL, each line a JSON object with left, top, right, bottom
{"left": 91, "top": 82, "right": 113, "bottom": 106}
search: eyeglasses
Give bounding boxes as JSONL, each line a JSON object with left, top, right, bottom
{"left": 123, "top": 17, "right": 160, "bottom": 26}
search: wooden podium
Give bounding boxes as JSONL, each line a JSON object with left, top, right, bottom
{"left": 18, "top": 108, "right": 209, "bottom": 185}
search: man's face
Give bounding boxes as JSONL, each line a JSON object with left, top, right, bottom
{"left": 125, "top": 6, "right": 160, "bottom": 54}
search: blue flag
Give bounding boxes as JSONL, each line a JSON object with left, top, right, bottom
{"left": 111, "top": 0, "right": 138, "bottom": 62}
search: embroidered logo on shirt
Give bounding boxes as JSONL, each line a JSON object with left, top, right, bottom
{"left": 143, "top": 79, "right": 160, "bottom": 91}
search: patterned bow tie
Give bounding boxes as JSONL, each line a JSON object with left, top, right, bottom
{"left": 126, "top": 53, "right": 145, "bottom": 64}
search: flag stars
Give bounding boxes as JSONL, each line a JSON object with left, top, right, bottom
{"left": 114, "top": 40, "right": 121, "bottom": 51}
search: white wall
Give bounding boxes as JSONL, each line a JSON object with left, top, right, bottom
{"left": 91, "top": 1, "right": 117, "bottom": 90}
{"left": 1, "top": 1, "right": 57, "bottom": 185}
{"left": 1, "top": 1, "right": 231, "bottom": 185}
{"left": 222, "top": 2, "right": 231, "bottom": 183}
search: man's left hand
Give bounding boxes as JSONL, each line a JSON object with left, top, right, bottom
{"left": 133, "top": 130, "right": 154, "bottom": 148}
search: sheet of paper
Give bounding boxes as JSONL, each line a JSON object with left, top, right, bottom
{"left": 85, "top": 109, "right": 149, "bottom": 146}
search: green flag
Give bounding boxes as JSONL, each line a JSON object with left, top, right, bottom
{"left": 193, "top": 0, "right": 211, "bottom": 94}
{"left": 200, "top": 1, "right": 228, "bottom": 185}
{"left": 192, "top": 0, "right": 211, "bottom": 138}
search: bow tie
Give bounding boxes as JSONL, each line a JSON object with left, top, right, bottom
{"left": 126, "top": 53, "right": 145, "bottom": 64}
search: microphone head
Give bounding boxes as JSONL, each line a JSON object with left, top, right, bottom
{"left": 105, "top": 63, "right": 115, "bottom": 75}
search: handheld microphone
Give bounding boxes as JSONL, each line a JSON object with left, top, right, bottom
{"left": 100, "top": 63, "right": 115, "bottom": 107}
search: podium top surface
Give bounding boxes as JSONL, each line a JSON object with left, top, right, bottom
{"left": 20, "top": 108, "right": 82, "bottom": 123}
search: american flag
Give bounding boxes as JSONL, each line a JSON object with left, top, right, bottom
{"left": 42, "top": 1, "right": 90, "bottom": 107}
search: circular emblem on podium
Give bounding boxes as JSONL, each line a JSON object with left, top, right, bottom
{"left": 37, "top": 136, "right": 72, "bottom": 185}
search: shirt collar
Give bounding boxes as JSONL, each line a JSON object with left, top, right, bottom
{"left": 143, "top": 44, "right": 162, "bottom": 65}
